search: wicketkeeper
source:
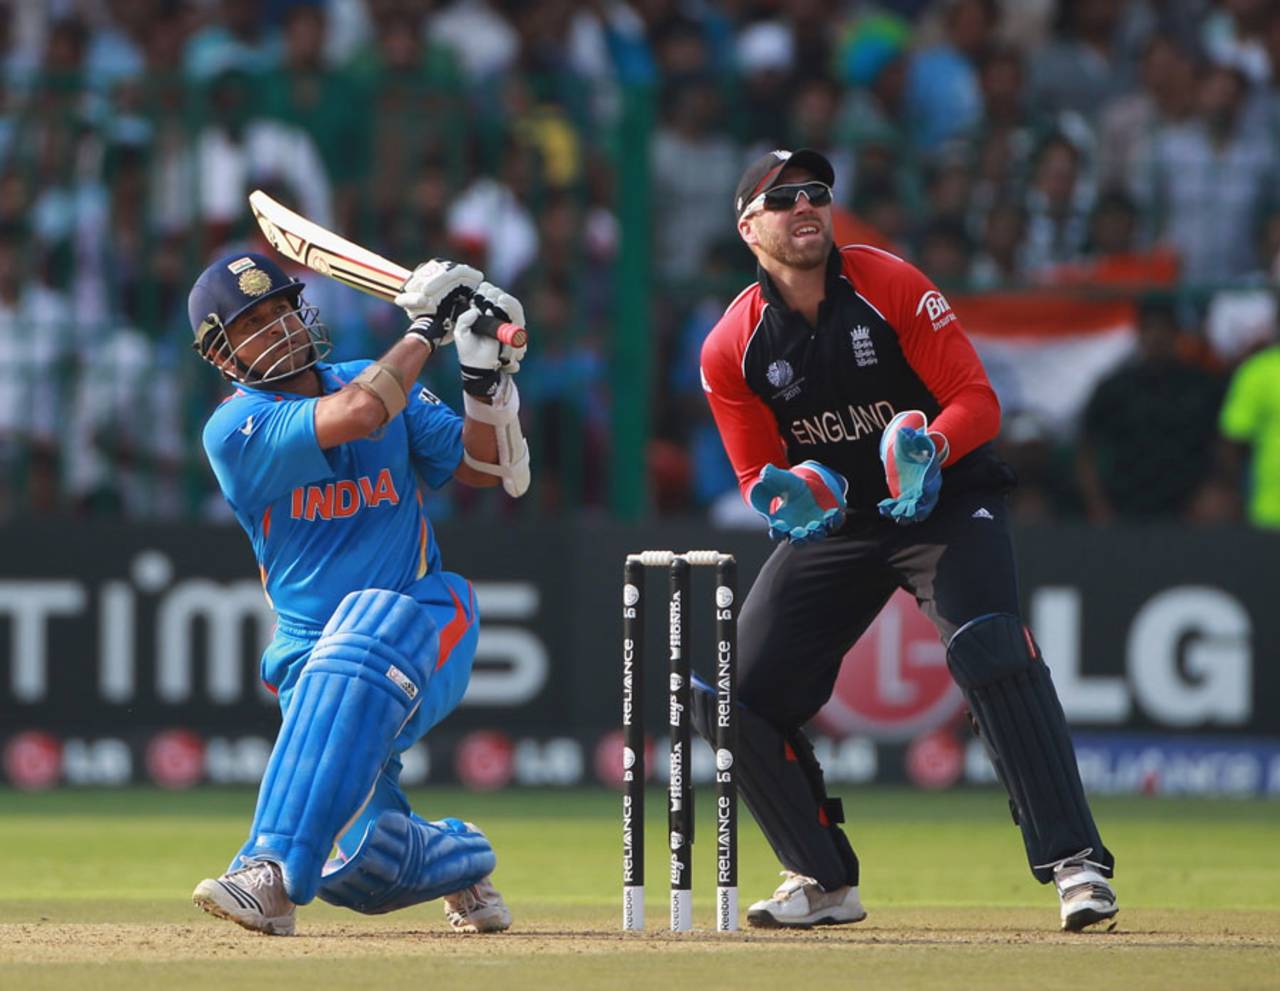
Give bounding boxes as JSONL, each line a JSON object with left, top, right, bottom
{"left": 188, "top": 252, "right": 531, "bottom": 935}
{"left": 695, "top": 149, "right": 1117, "bottom": 932}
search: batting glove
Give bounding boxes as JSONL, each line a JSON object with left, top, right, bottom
{"left": 748, "top": 461, "right": 848, "bottom": 543}
{"left": 456, "top": 282, "right": 528, "bottom": 398}
{"left": 394, "top": 258, "right": 483, "bottom": 350}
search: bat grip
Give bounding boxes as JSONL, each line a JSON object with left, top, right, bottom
{"left": 473, "top": 314, "right": 528, "bottom": 348}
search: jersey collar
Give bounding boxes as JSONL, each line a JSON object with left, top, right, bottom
{"left": 756, "top": 247, "right": 844, "bottom": 312}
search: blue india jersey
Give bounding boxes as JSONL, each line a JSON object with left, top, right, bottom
{"left": 203, "top": 360, "right": 463, "bottom": 630}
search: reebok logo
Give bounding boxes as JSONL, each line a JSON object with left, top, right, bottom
{"left": 972, "top": 507, "right": 994, "bottom": 520}
{"left": 386, "top": 663, "right": 418, "bottom": 700}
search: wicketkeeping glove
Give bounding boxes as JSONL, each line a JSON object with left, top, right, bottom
{"left": 456, "top": 281, "right": 528, "bottom": 398}
{"left": 877, "top": 410, "right": 949, "bottom": 525}
{"left": 394, "top": 258, "right": 483, "bottom": 351}
{"left": 747, "top": 461, "right": 848, "bottom": 544}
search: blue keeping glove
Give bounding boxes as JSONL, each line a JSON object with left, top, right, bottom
{"left": 748, "top": 461, "right": 849, "bottom": 544}
{"left": 877, "top": 410, "right": 948, "bottom": 525}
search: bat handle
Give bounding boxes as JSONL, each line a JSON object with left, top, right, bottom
{"left": 473, "top": 314, "right": 528, "bottom": 348}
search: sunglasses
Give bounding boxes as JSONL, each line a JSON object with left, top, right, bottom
{"left": 744, "top": 181, "right": 833, "bottom": 216}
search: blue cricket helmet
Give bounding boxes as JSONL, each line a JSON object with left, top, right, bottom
{"left": 188, "top": 252, "right": 330, "bottom": 383}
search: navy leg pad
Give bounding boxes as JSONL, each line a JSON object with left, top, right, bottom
{"left": 691, "top": 677, "right": 858, "bottom": 889}
{"left": 318, "top": 812, "right": 496, "bottom": 914}
{"left": 242, "top": 589, "right": 439, "bottom": 904}
{"left": 947, "top": 613, "right": 1113, "bottom": 882}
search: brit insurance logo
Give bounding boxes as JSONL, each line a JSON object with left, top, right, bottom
{"left": 850, "top": 324, "right": 877, "bottom": 367}
{"left": 916, "top": 290, "right": 956, "bottom": 331}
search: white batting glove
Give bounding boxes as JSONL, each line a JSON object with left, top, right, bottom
{"left": 455, "top": 283, "right": 528, "bottom": 397}
{"left": 393, "top": 259, "right": 483, "bottom": 350}
{"left": 469, "top": 281, "right": 527, "bottom": 372}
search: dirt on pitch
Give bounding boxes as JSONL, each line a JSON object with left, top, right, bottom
{"left": 5, "top": 912, "right": 1277, "bottom": 966}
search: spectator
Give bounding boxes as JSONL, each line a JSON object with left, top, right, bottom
{"left": 787, "top": 76, "right": 854, "bottom": 201}
{"left": 428, "top": 0, "right": 520, "bottom": 81}
{"left": 190, "top": 67, "right": 334, "bottom": 249}
{"left": 969, "top": 198, "right": 1027, "bottom": 288}
{"left": 734, "top": 20, "right": 795, "bottom": 145}
{"left": 917, "top": 217, "right": 973, "bottom": 288}
{"left": 836, "top": 11, "right": 910, "bottom": 151}
{"left": 262, "top": 4, "right": 369, "bottom": 230}
{"left": 904, "top": 0, "right": 996, "bottom": 153}
{"left": 922, "top": 154, "right": 974, "bottom": 228}
{"left": 65, "top": 323, "right": 185, "bottom": 519}
{"left": 994, "top": 411, "right": 1070, "bottom": 523}
{"left": 1219, "top": 332, "right": 1280, "bottom": 527}
{"left": 650, "top": 78, "right": 740, "bottom": 279}
{"left": 1202, "top": 0, "right": 1274, "bottom": 83}
{"left": 446, "top": 139, "right": 541, "bottom": 287}
{"left": 184, "top": 0, "right": 280, "bottom": 81}
{"left": 1022, "top": 133, "right": 1093, "bottom": 275}
{"left": 1097, "top": 33, "right": 1197, "bottom": 193}
{"left": 1029, "top": 0, "right": 1143, "bottom": 122}
{"left": 517, "top": 275, "right": 608, "bottom": 511}
{"left": 1077, "top": 298, "right": 1225, "bottom": 523}
{"left": 85, "top": 0, "right": 153, "bottom": 95}
{"left": 1144, "top": 62, "right": 1279, "bottom": 284}
{"left": 785, "top": 0, "right": 839, "bottom": 82}
{"left": 1043, "top": 188, "right": 1179, "bottom": 289}
{"left": 0, "top": 227, "right": 71, "bottom": 518}
{"left": 352, "top": 10, "right": 461, "bottom": 230}
{"left": 977, "top": 44, "right": 1028, "bottom": 133}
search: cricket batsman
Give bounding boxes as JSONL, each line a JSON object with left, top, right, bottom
{"left": 695, "top": 149, "right": 1118, "bottom": 932}
{"left": 187, "top": 251, "right": 531, "bottom": 935}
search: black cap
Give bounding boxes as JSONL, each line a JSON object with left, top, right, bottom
{"left": 734, "top": 148, "right": 836, "bottom": 219}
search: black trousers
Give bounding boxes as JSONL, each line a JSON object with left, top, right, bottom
{"left": 738, "top": 487, "right": 1020, "bottom": 728}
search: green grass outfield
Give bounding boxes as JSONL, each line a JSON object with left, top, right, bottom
{"left": 1, "top": 787, "right": 1276, "bottom": 990}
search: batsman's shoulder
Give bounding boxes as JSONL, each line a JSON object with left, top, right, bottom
{"left": 202, "top": 385, "right": 284, "bottom": 450}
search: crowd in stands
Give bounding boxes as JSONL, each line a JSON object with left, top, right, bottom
{"left": 0, "top": 0, "right": 1277, "bottom": 529}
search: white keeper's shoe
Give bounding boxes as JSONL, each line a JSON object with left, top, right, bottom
{"left": 746, "top": 871, "right": 867, "bottom": 929}
{"left": 443, "top": 875, "right": 512, "bottom": 933}
{"left": 193, "top": 860, "right": 296, "bottom": 936}
{"left": 1053, "top": 851, "right": 1118, "bottom": 932}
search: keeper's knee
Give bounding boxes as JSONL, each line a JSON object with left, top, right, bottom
{"left": 946, "top": 612, "right": 1039, "bottom": 690}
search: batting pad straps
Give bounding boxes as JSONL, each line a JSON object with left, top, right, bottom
{"left": 462, "top": 375, "right": 531, "bottom": 498}
{"left": 353, "top": 361, "right": 408, "bottom": 421}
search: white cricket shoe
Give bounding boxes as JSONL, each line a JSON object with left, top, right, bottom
{"left": 1052, "top": 851, "right": 1118, "bottom": 932}
{"left": 443, "top": 875, "right": 512, "bottom": 933}
{"left": 192, "top": 860, "right": 296, "bottom": 936}
{"left": 746, "top": 871, "right": 867, "bottom": 929}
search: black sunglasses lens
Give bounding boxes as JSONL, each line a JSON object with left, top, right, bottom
{"left": 763, "top": 183, "right": 831, "bottom": 210}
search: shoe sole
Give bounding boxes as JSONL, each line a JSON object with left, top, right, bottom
{"left": 1062, "top": 907, "right": 1118, "bottom": 933}
{"left": 193, "top": 887, "right": 295, "bottom": 936}
{"left": 746, "top": 909, "right": 868, "bottom": 930}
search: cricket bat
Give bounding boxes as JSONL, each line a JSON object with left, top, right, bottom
{"left": 248, "top": 190, "right": 527, "bottom": 348}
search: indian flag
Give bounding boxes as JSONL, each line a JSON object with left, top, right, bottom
{"left": 955, "top": 292, "right": 1138, "bottom": 438}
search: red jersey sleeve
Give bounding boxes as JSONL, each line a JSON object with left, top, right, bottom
{"left": 700, "top": 292, "right": 788, "bottom": 501}
{"left": 848, "top": 247, "right": 1000, "bottom": 464}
